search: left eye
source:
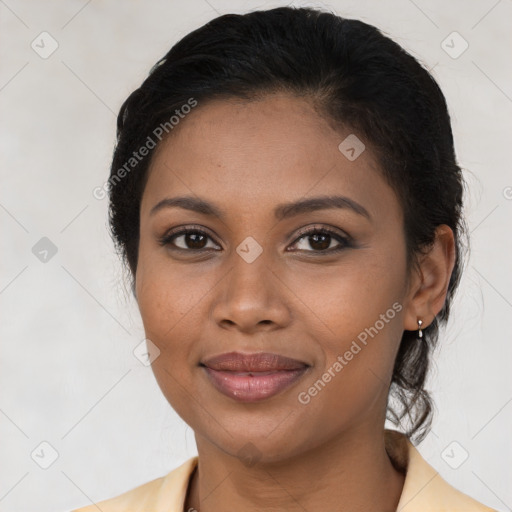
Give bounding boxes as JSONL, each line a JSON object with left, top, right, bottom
{"left": 289, "top": 228, "right": 350, "bottom": 253}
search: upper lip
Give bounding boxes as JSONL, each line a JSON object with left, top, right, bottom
{"left": 201, "top": 352, "right": 309, "bottom": 372}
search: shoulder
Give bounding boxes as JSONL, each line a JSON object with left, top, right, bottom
{"left": 421, "top": 474, "right": 499, "bottom": 512}
{"left": 387, "top": 429, "right": 498, "bottom": 512}
{"left": 71, "top": 456, "right": 198, "bottom": 512}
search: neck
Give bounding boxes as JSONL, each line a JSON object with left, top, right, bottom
{"left": 185, "top": 425, "right": 406, "bottom": 512}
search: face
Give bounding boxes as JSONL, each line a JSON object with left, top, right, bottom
{"left": 136, "top": 93, "right": 412, "bottom": 462}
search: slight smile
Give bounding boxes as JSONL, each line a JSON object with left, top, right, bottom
{"left": 200, "top": 352, "right": 311, "bottom": 402}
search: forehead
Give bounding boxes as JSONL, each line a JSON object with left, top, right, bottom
{"left": 140, "top": 93, "right": 401, "bottom": 225}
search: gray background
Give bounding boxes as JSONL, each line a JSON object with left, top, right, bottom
{"left": 1, "top": 1, "right": 511, "bottom": 511}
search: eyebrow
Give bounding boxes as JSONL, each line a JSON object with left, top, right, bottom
{"left": 149, "top": 194, "right": 371, "bottom": 221}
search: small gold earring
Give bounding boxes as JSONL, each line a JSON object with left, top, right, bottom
{"left": 417, "top": 319, "right": 423, "bottom": 339}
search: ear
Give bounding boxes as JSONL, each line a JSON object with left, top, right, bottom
{"left": 403, "top": 225, "right": 456, "bottom": 332}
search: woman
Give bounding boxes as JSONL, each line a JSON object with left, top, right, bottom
{"left": 73, "top": 6, "right": 497, "bottom": 512}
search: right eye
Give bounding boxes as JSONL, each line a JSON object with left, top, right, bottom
{"left": 158, "top": 227, "right": 221, "bottom": 252}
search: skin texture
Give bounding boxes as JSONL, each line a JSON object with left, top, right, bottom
{"left": 135, "top": 93, "right": 456, "bottom": 512}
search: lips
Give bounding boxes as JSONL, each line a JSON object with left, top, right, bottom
{"left": 200, "top": 352, "right": 310, "bottom": 402}
{"left": 201, "top": 352, "right": 308, "bottom": 372}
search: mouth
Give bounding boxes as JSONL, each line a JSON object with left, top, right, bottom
{"left": 200, "top": 352, "right": 310, "bottom": 402}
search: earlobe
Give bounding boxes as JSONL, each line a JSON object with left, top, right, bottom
{"left": 403, "top": 224, "right": 456, "bottom": 332}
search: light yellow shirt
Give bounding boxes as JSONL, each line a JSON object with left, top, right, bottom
{"left": 72, "top": 429, "right": 497, "bottom": 511}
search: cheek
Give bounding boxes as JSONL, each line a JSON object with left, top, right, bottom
{"left": 136, "top": 274, "right": 177, "bottom": 337}
{"left": 135, "top": 260, "right": 191, "bottom": 377}
{"left": 294, "top": 247, "right": 406, "bottom": 400}
{"left": 136, "top": 250, "right": 203, "bottom": 336}
{"left": 135, "top": 261, "right": 203, "bottom": 415}
{"left": 135, "top": 249, "right": 217, "bottom": 370}
{"left": 290, "top": 251, "right": 405, "bottom": 343}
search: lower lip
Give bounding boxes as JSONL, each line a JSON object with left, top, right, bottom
{"left": 202, "top": 366, "right": 309, "bottom": 402}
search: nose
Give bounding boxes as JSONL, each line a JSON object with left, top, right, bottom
{"left": 210, "top": 247, "right": 292, "bottom": 334}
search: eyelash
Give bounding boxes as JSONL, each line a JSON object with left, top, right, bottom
{"left": 157, "top": 224, "right": 352, "bottom": 255}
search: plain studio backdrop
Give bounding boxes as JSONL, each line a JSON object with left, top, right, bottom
{"left": 0, "top": 1, "right": 511, "bottom": 511}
